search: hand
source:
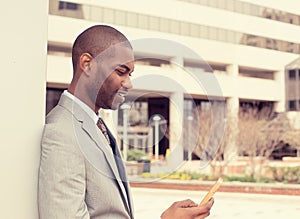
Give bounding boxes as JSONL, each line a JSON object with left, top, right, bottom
{"left": 160, "top": 198, "right": 214, "bottom": 219}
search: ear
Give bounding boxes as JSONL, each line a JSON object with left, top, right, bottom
{"left": 79, "top": 53, "right": 93, "bottom": 75}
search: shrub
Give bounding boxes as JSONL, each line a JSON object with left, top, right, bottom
{"left": 268, "top": 166, "right": 300, "bottom": 183}
{"left": 125, "top": 149, "right": 148, "bottom": 161}
{"left": 223, "top": 176, "right": 256, "bottom": 183}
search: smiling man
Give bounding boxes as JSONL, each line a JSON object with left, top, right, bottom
{"left": 38, "top": 25, "right": 214, "bottom": 219}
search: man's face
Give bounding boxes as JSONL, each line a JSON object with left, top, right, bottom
{"left": 89, "top": 44, "right": 134, "bottom": 110}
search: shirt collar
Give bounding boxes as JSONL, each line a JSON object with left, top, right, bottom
{"left": 63, "top": 90, "right": 99, "bottom": 124}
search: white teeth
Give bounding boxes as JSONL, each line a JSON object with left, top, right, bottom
{"left": 119, "top": 93, "right": 125, "bottom": 97}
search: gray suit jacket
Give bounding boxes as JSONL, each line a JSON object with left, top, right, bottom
{"left": 38, "top": 94, "right": 134, "bottom": 219}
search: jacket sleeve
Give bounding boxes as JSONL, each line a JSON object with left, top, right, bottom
{"left": 38, "top": 123, "right": 90, "bottom": 219}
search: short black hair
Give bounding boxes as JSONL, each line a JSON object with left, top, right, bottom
{"left": 72, "top": 25, "right": 132, "bottom": 72}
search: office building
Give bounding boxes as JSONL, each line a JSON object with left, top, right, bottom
{"left": 46, "top": 0, "right": 300, "bottom": 161}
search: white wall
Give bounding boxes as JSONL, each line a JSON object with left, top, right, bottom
{"left": 0, "top": 1, "right": 48, "bottom": 218}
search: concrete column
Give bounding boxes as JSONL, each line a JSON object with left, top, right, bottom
{"left": 0, "top": 1, "right": 48, "bottom": 219}
{"left": 224, "top": 97, "right": 239, "bottom": 161}
{"left": 226, "top": 63, "right": 238, "bottom": 77}
{"left": 224, "top": 64, "right": 239, "bottom": 161}
{"left": 171, "top": 55, "right": 184, "bottom": 67}
{"left": 169, "top": 91, "right": 184, "bottom": 165}
{"left": 274, "top": 68, "right": 286, "bottom": 112}
{"left": 168, "top": 56, "right": 185, "bottom": 165}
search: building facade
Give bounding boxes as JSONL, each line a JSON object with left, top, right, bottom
{"left": 46, "top": 0, "right": 300, "bottom": 161}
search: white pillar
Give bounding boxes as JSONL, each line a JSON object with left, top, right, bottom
{"left": 187, "top": 115, "right": 194, "bottom": 161}
{"left": 274, "top": 68, "right": 286, "bottom": 112}
{"left": 168, "top": 56, "right": 184, "bottom": 165}
{"left": 224, "top": 97, "right": 239, "bottom": 161}
{"left": 0, "top": 1, "right": 48, "bottom": 219}
{"left": 169, "top": 91, "right": 184, "bottom": 164}
{"left": 153, "top": 115, "right": 161, "bottom": 161}
{"left": 224, "top": 64, "right": 239, "bottom": 161}
{"left": 226, "top": 64, "right": 238, "bottom": 77}
{"left": 171, "top": 55, "right": 184, "bottom": 67}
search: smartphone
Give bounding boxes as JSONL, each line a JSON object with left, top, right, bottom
{"left": 199, "top": 177, "right": 223, "bottom": 206}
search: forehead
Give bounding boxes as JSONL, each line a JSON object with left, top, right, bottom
{"left": 97, "top": 43, "right": 134, "bottom": 65}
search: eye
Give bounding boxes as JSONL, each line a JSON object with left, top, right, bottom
{"left": 115, "top": 68, "right": 126, "bottom": 74}
{"left": 115, "top": 68, "right": 132, "bottom": 77}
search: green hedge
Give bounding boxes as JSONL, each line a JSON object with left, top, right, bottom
{"left": 269, "top": 166, "right": 300, "bottom": 184}
{"left": 141, "top": 169, "right": 299, "bottom": 184}
{"left": 125, "top": 149, "right": 148, "bottom": 161}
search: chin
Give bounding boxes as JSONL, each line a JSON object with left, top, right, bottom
{"left": 110, "top": 99, "right": 123, "bottom": 110}
{"left": 110, "top": 104, "right": 120, "bottom": 110}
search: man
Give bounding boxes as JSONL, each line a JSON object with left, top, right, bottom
{"left": 38, "top": 25, "right": 214, "bottom": 219}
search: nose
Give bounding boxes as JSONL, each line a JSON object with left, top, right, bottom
{"left": 122, "top": 77, "right": 133, "bottom": 90}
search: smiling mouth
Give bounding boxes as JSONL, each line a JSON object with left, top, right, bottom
{"left": 117, "top": 90, "right": 128, "bottom": 97}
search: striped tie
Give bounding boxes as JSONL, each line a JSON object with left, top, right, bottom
{"left": 97, "top": 118, "right": 111, "bottom": 145}
{"left": 97, "top": 117, "right": 132, "bottom": 217}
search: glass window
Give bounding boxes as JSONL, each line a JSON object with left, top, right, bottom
{"left": 190, "top": 23, "right": 200, "bottom": 37}
{"left": 180, "top": 21, "right": 190, "bottom": 35}
{"left": 127, "top": 12, "right": 138, "bottom": 27}
{"left": 160, "top": 18, "right": 170, "bottom": 32}
{"left": 46, "top": 88, "right": 65, "bottom": 115}
{"left": 198, "top": 0, "right": 209, "bottom": 6}
{"left": 200, "top": 101, "right": 211, "bottom": 111}
{"left": 218, "top": 0, "right": 226, "bottom": 10}
{"left": 59, "top": 1, "right": 78, "bottom": 10}
{"left": 50, "top": 2, "right": 300, "bottom": 55}
{"left": 149, "top": 16, "right": 160, "bottom": 31}
{"left": 209, "top": 27, "right": 218, "bottom": 40}
{"left": 287, "top": 42, "right": 297, "bottom": 53}
{"left": 170, "top": 20, "right": 180, "bottom": 34}
{"left": 289, "top": 69, "right": 296, "bottom": 80}
{"left": 243, "top": 2, "right": 252, "bottom": 15}
{"left": 225, "top": 0, "right": 235, "bottom": 11}
{"left": 199, "top": 25, "right": 208, "bottom": 38}
{"left": 90, "top": 6, "right": 103, "bottom": 22}
{"left": 218, "top": 28, "right": 227, "bottom": 42}
{"left": 207, "top": 0, "right": 217, "bottom": 7}
{"left": 227, "top": 30, "right": 236, "bottom": 43}
{"left": 179, "top": 0, "right": 300, "bottom": 27}
{"left": 103, "top": 8, "right": 114, "bottom": 23}
{"left": 115, "top": 10, "right": 126, "bottom": 25}
{"left": 289, "top": 100, "right": 296, "bottom": 110}
{"left": 234, "top": 1, "right": 243, "bottom": 13}
{"left": 138, "top": 14, "right": 148, "bottom": 29}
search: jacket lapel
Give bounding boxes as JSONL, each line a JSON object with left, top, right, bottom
{"left": 81, "top": 116, "right": 133, "bottom": 218}
{"left": 58, "top": 95, "right": 132, "bottom": 217}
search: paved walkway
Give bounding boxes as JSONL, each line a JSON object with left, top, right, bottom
{"left": 130, "top": 177, "right": 300, "bottom": 196}
{"left": 132, "top": 187, "right": 300, "bottom": 219}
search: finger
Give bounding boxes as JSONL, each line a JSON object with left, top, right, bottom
{"left": 196, "top": 199, "right": 214, "bottom": 215}
{"left": 195, "top": 212, "right": 210, "bottom": 219}
{"left": 175, "top": 199, "right": 198, "bottom": 208}
{"left": 185, "top": 205, "right": 211, "bottom": 219}
{"left": 207, "top": 197, "right": 214, "bottom": 208}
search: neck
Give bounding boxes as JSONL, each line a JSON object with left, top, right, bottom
{"left": 67, "top": 86, "right": 100, "bottom": 114}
